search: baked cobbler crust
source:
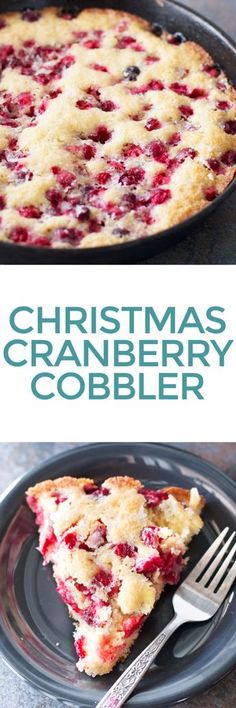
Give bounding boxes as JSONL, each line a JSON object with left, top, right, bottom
{"left": 0, "top": 7, "right": 235, "bottom": 249}
{"left": 26, "top": 474, "right": 205, "bottom": 676}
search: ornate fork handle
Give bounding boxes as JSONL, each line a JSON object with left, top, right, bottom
{"left": 96, "top": 615, "right": 183, "bottom": 708}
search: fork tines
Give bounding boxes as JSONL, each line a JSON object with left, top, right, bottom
{"left": 187, "top": 527, "right": 236, "bottom": 600}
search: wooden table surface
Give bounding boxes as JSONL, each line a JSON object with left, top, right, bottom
{"left": 144, "top": 0, "right": 236, "bottom": 264}
{"left": 0, "top": 442, "right": 236, "bottom": 708}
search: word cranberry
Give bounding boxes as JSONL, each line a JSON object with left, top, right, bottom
{"left": 113, "top": 543, "right": 136, "bottom": 558}
{"left": 151, "top": 23, "right": 163, "bottom": 37}
{"left": 19, "top": 205, "right": 41, "bottom": 218}
{"left": 224, "top": 120, "right": 236, "bottom": 135}
{"left": 123, "top": 65, "right": 140, "bottom": 81}
{"left": 145, "top": 118, "right": 161, "bottom": 131}
{"left": 21, "top": 9, "right": 41, "bottom": 22}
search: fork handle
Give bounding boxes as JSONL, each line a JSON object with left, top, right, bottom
{"left": 96, "top": 615, "right": 183, "bottom": 708}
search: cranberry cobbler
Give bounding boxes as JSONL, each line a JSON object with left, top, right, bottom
{"left": 0, "top": 7, "right": 235, "bottom": 249}
{"left": 27, "top": 475, "right": 204, "bottom": 675}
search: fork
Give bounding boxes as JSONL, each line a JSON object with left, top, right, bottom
{"left": 96, "top": 527, "right": 236, "bottom": 708}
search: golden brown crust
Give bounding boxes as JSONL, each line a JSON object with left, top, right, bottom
{"left": 165, "top": 486, "right": 205, "bottom": 510}
{"left": 26, "top": 476, "right": 94, "bottom": 499}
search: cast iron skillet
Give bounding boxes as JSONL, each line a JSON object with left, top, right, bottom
{"left": 0, "top": 0, "right": 236, "bottom": 263}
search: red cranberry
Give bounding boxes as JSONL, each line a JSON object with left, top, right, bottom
{"left": 82, "top": 144, "right": 96, "bottom": 160}
{"left": 41, "top": 529, "right": 57, "bottom": 557}
{"left": 168, "top": 132, "right": 181, "bottom": 146}
{"left": 224, "top": 120, "right": 236, "bottom": 135}
{"left": 145, "top": 118, "right": 161, "bottom": 131}
{"left": 113, "top": 543, "right": 137, "bottom": 558}
{"left": 19, "top": 205, "right": 41, "bottom": 218}
{"left": 170, "top": 82, "right": 189, "bottom": 96}
{"left": 33, "top": 237, "right": 51, "bottom": 248}
{"left": 9, "top": 226, "right": 30, "bottom": 243}
{"left": 75, "top": 636, "right": 86, "bottom": 659}
{"left": 54, "top": 228, "right": 83, "bottom": 245}
{"left": 76, "top": 99, "right": 93, "bottom": 110}
{"left": 190, "top": 87, "right": 208, "bottom": 99}
{"left": 139, "top": 488, "right": 169, "bottom": 507}
{"left": 123, "top": 615, "right": 145, "bottom": 637}
{"left": 207, "top": 158, "right": 224, "bottom": 174}
{"left": 180, "top": 104, "right": 194, "bottom": 119}
{"left": 90, "top": 125, "right": 111, "bottom": 144}
{"left": 46, "top": 189, "right": 62, "bottom": 208}
{"left": 204, "top": 186, "right": 218, "bottom": 201}
{"left": 120, "top": 167, "right": 145, "bottom": 185}
{"left": 146, "top": 140, "right": 169, "bottom": 163}
{"left": 88, "top": 522, "right": 107, "bottom": 547}
{"left": 64, "top": 532, "right": 77, "bottom": 549}
{"left": 0, "top": 18, "right": 6, "bottom": 29}
{"left": 97, "top": 171, "right": 111, "bottom": 184}
{"left": 100, "top": 101, "right": 117, "bottom": 112}
{"left": 90, "top": 63, "right": 108, "bottom": 72}
{"left": 216, "top": 100, "right": 230, "bottom": 110}
{"left": 203, "top": 63, "right": 221, "bottom": 77}
{"left": 0, "top": 195, "right": 6, "bottom": 210}
{"left": 83, "top": 482, "right": 110, "bottom": 497}
{"left": 221, "top": 150, "right": 236, "bottom": 166}
{"left": 152, "top": 172, "right": 170, "bottom": 187}
{"left": 136, "top": 555, "right": 162, "bottom": 574}
{"left": 151, "top": 188, "right": 171, "bottom": 205}
{"left": 117, "top": 35, "right": 136, "bottom": 48}
{"left": 21, "top": 9, "right": 41, "bottom": 22}
{"left": 123, "top": 143, "right": 143, "bottom": 158}
{"left": 52, "top": 166, "right": 76, "bottom": 186}
{"left": 94, "top": 569, "right": 113, "bottom": 587}
{"left": 174, "top": 147, "right": 197, "bottom": 165}
{"left": 140, "top": 526, "right": 162, "bottom": 546}
{"left": 57, "top": 580, "right": 81, "bottom": 615}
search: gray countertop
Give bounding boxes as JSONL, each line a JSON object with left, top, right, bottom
{"left": 0, "top": 442, "right": 236, "bottom": 708}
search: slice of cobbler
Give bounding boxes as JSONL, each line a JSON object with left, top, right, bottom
{"left": 26, "top": 475, "right": 204, "bottom": 676}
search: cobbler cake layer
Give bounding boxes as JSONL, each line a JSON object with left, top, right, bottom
{"left": 0, "top": 7, "right": 235, "bottom": 249}
{"left": 27, "top": 474, "right": 204, "bottom": 676}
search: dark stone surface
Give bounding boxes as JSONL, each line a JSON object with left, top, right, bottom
{"left": 143, "top": 0, "right": 236, "bottom": 264}
{"left": 0, "top": 442, "right": 236, "bottom": 707}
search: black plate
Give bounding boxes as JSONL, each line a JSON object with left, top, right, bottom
{"left": 0, "top": 443, "right": 236, "bottom": 706}
{"left": 0, "top": 1, "right": 235, "bottom": 263}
